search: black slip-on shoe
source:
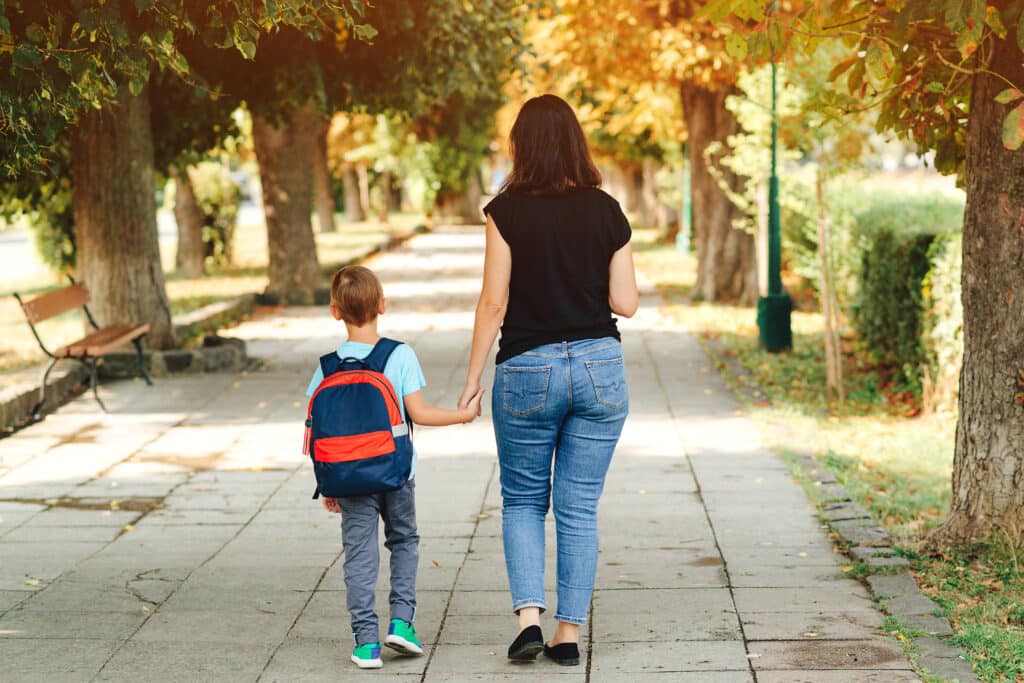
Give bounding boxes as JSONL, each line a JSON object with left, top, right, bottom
{"left": 507, "top": 625, "right": 544, "bottom": 661}
{"left": 543, "top": 642, "right": 580, "bottom": 666}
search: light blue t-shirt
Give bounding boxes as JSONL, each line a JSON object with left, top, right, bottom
{"left": 306, "top": 341, "right": 426, "bottom": 478}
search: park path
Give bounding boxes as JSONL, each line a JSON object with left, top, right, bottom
{"left": 0, "top": 227, "right": 919, "bottom": 682}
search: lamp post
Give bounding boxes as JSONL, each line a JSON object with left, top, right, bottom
{"left": 756, "top": 22, "right": 792, "bottom": 352}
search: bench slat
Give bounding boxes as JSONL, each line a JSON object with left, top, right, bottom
{"left": 56, "top": 324, "right": 150, "bottom": 358}
{"left": 20, "top": 282, "right": 90, "bottom": 323}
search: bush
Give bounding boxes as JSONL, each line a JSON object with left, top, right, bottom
{"left": 921, "top": 232, "right": 963, "bottom": 413}
{"left": 31, "top": 197, "right": 76, "bottom": 275}
{"left": 850, "top": 193, "right": 964, "bottom": 393}
{"left": 190, "top": 162, "right": 240, "bottom": 267}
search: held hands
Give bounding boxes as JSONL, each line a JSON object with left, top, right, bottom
{"left": 458, "top": 383, "right": 483, "bottom": 414}
{"left": 459, "top": 388, "right": 485, "bottom": 423}
{"left": 321, "top": 497, "right": 340, "bottom": 514}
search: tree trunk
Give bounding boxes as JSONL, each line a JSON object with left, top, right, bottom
{"left": 931, "top": 27, "right": 1024, "bottom": 546}
{"left": 252, "top": 101, "right": 321, "bottom": 303}
{"left": 313, "top": 119, "right": 337, "bottom": 233}
{"left": 618, "top": 161, "right": 642, "bottom": 215}
{"left": 641, "top": 157, "right": 664, "bottom": 232}
{"left": 681, "top": 82, "right": 758, "bottom": 305}
{"left": 342, "top": 166, "right": 366, "bottom": 222}
{"left": 173, "top": 166, "right": 205, "bottom": 278}
{"left": 71, "top": 89, "right": 175, "bottom": 349}
{"left": 436, "top": 171, "right": 483, "bottom": 224}
{"left": 357, "top": 164, "right": 371, "bottom": 218}
{"left": 816, "top": 167, "right": 844, "bottom": 412}
{"left": 385, "top": 172, "right": 403, "bottom": 213}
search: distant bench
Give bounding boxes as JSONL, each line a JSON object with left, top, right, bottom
{"left": 13, "top": 277, "right": 152, "bottom": 415}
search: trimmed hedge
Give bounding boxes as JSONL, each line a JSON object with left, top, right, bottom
{"left": 849, "top": 194, "right": 964, "bottom": 394}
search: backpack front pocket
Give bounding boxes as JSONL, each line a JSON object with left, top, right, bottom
{"left": 314, "top": 431, "right": 395, "bottom": 462}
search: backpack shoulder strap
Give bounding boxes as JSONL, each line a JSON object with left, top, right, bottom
{"left": 363, "top": 338, "right": 402, "bottom": 374}
{"left": 319, "top": 352, "right": 342, "bottom": 378}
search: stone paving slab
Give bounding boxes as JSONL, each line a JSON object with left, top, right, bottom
{"left": 0, "top": 227, "right": 922, "bottom": 681}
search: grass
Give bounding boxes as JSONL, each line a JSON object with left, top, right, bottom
{"left": 632, "top": 226, "right": 1024, "bottom": 682}
{"left": 0, "top": 211, "right": 423, "bottom": 383}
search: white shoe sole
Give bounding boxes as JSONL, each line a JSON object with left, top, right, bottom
{"left": 385, "top": 634, "right": 423, "bottom": 655}
{"left": 351, "top": 655, "right": 383, "bottom": 669}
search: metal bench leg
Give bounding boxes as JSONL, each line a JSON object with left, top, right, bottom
{"left": 32, "top": 357, "right": 59, "bottom": 418}
{"left": 132, "top": 337, "right": 153, "bottom": 386}
{"left": 85, "top": 359, "right": 107, "bottom": 412}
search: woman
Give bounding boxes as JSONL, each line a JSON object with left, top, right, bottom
{"left": 458, "top": 94, "right": 639, "bottom": 666}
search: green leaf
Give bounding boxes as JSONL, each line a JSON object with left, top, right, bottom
{"left": 926, "top": 82, "right": 945, "bottom": 93}
{"left": 1002, "top": 102, "right": 1024, "bottom": 151}
{"left": 353, "top": 23, "right": 378, "bottom": 41}
{"left": 956, "top": 28, "right": 978, "bottom": 58}
{"left": 725, "top": 33, "right": 748, "bottom": 60}
{"left": 25, "top": 23, "right": 45, "bottom": 43}
{"left": 995, "top": 88, "right": 1024, "bottom": 105}
{"left": 236, "top": 40, "right": 256, "bottom": 60}
{"left": 865, "top": 44, "right": 891, "bottom": 84}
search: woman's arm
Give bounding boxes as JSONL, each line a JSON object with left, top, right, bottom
{"left": 405, "top": 389, "right": 483, "bottom": 426}
{"left": 459, "top": 215, "right": 512, "bottom": 410}
{"left": 609, "top": 242, "right": 639, "bottom": 318}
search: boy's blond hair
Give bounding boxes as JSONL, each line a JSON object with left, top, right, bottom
{"left": 331, "top": 265, "right": 384, "bottom": 326}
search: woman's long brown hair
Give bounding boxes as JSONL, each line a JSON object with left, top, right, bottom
{"left": 501, "top": 94, "right": 602, "bottom": 195}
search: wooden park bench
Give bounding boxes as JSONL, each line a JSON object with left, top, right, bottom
{"left": 13, "top": 277, "right": 152, "bottom": 414}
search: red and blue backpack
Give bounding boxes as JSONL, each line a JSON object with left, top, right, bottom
{"left": 303, "top": 338, "right": 413, "bottom": 499}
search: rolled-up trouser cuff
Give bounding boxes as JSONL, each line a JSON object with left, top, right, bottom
{"left": 554, "top": 612, "right": 588, "bottom": 625}
{"left": 391, "top": 602, "right": 416, "bottom": 624}
{"left": 512, "top": 599, "right": 547, "bottom": 615}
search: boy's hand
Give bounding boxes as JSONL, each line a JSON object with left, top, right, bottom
{"left": 321, "top": 497, "right": 341, "bottom": 514}
{"left": 461, "top": 389, "right": 485, "bottom": 423}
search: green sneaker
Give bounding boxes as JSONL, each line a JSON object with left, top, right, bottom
{"left": 351, "top": 642, "right": 383, "bottom": 669}
{"left": 385, "top": 619, "right": 423, "bottom": 655}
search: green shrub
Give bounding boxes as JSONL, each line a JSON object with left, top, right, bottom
{"left": 31, "top": 197, "right": 76, "bottom": 275}
{"left": 190, "top": 162, "right": 240, "bottom": 267}
{"left": 921, "top": 232, "right": 963, "bottom": 413}
{"left": 850, "top": 193, "right": 964, "bottom": 393}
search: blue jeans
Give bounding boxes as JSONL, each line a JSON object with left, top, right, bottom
{"left": 492, "top": 338, "right": 629, "bottom": 625}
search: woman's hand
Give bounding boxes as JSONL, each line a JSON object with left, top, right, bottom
{"left": 459, "top": 389, "right": 485, "bottom": 422}
{"left": 458, "top": 383, "right": 483, "bottom": 414}
{"left": 321, "top": 497, "right": 341, "bottom": 514}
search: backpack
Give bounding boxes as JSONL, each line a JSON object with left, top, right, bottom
{"left": 303, "top": 338, "right": 413, "bottom": 499}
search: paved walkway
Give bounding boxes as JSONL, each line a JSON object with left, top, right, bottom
{"left": 0, "top": 227, "right": 919, "bottom": 682}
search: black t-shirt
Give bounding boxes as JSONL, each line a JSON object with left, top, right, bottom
{"left": 483, "top": 187, "right": 632, "bottom": 364}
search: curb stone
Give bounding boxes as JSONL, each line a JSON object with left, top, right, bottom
{"left": 691, "top": 337, "right": 979, "bottom": 683}
{"left": 787, "top": 453, "right": 978, "bottom": 682}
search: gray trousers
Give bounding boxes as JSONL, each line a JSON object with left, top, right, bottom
{"left": 338, "top": 478, "right": 419, "bottom": 645}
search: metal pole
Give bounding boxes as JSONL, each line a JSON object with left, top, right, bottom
{"left": 767, "top": 59, "right": 782, "bottom": 296}
{"left": 756, "top": 6, "right": 793, "bottom": 351}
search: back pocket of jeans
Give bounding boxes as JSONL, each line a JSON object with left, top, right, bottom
{"left": 585, "top": 358, "right": 628, "bottom": 409}
{"left": 502, "top": 365, "right": 551, "bottom": 417}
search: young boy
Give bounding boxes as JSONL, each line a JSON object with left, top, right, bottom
{"left": 306, "top": 265, "right": 482, "bottom": 670}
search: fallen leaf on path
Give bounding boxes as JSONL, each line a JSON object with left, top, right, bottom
{"left": 432, "top": 560, "right": 441, "bottom": 568}
{"left": 23, "top": 578, "right": 39, "bottom": 586}
{"left": 473, "top": 513, "right": 491, "bottom": 520}
{"left": 802, "top": 632, "right": 818, "bottom": 637}
{"left": 123, "top": 524, "right": 134, "bottom": 532}
{"left": 797, "top": 552, "right": 808, "bottom": 558}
